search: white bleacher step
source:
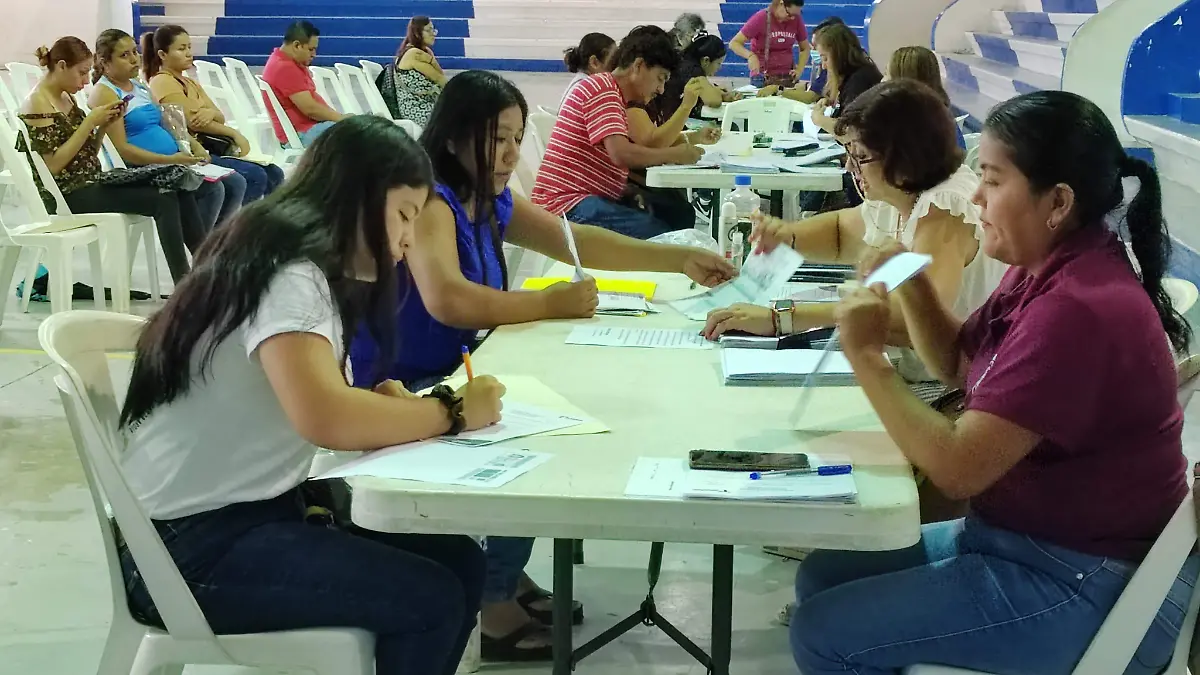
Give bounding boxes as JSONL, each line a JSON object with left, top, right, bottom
{"left": 471, "top": 0, "right": 722, "bottom": 22}
{"left": 945, "top": 80, "right": 1001, "bottom": 129}
{"left": 939, "top": 53, "right": 1060, "bottom": 105}
{"left": 467, "top": 18, "right": 726, "bottom": 41}
{"left": 992, "top": 10, "right": 1093, "bottom": 41}
{"left": 140, "top": 15, "right": 217, "bottom": 37}
{"left": 966, "top": 32, "right": 1067, "bottom": 79}
{"left": 144, "top": 0, "right": 224, "bottom": 18}
{"left": 1125, "top": 115, "right": 1200, "bottom": 252}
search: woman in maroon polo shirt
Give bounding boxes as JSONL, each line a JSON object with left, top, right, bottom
{"left": 788, "top": 90, "right": 1198, "bottom": 674}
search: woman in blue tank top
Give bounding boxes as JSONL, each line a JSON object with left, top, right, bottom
{"left": 90, "top": 29, "right": 245, "bottom": 234}
{"left": 347, "top": 71, "right": 733, "bottom": 662}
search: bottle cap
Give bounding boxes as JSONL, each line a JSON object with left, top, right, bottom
{"left": 734, "top": 175, "right": 752, "bottom": 187}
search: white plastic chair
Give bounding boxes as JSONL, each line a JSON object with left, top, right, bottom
{"left": 5, "top": 62, "right": 43, "bottom": 100}
{"left": 528, "top": 109, "right": 556, "bottom": 162}
{"left": 0, "top": 115, "right": 159, "bottom": 314}
{"left": 963, "top": 133, "right": 982, "bottom": 174}
{"left": 222, "top": 57, "right": 270, "bottom": 121}
{"left": 335, "top": 62, "right": 390, "bottom": 118}
{"left": 310, "top": 66, "right": 361, "bottom": 115}
{"left": 906, "top": 487, "right": 1200, "bottom": 675}
{"left": 256, "top": 75, "right": 307, "bottom": 166}
{"left": 720, "top": 97, "right": 805, "bottom": 134}
{"left": 359, "top": 59, "right": 383, "bottom": 83}
{"left": 40, "top": 311, "right": 376, "bottom": 675}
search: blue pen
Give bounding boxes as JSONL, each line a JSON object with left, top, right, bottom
{"left": 749, "top": 465, "right": 853, "bottom": 480}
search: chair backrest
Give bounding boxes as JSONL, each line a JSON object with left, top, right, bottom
{"left": 0, "top": 75, "right": 18, "bottom": 120}
{"left": 193, "top": 60, "right": 252, "bottom": 120}
{"left": 359, "top": 59, "right": 383, "bottom": 83}
{"left": 528, "top": 110, "right": 556, "bottom": 161}
{"left": 721, "top": 97, "right": 804, "bottom": 134}
{"left": 963, "top": 133, "right": 982, "bottom": 173}
{"left": 310, "top": 66, "right": 361, "bottom": 115}
{"left": 256, "top": 75, "right": 304, "bottom": 150}
{"left": 1070, "top": 486, "right": 1198, "bottom": 675}
{"left": 0, "top": 113, "right": 58, "bottom": 224}
{"left": 223, "top": 57, "right": 268, "bottom": 119}
{"left": 41, "top": 312, "right": 233, "bottom": 663}
{"left": 334, "top": 62, "right": 391, "bottom": 117}
{"left": 395, "top": 118, "right": 422, "bottom": 139}
{"left": 5, "top": 62, "right": 43, "bottom": 101}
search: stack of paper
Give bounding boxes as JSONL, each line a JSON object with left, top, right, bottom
{"left": 318, "top": 441, "right": 552, "bottom": 488}
{"left": 595, "top": 292, "right": 658, "bottom": 316}
{"left": 721, "top": 348, "right": 859, "bottom": 386}
{"left": 566, "top": 326, "right": 713, "bottom": 349}
{"left": 623, "top": 458, "right": 857, "bottom": 503}
{"left": 720, "top": 157, "right": 780, "bottom": 174}
{"left": 191, "top": 164, "right": 236, "bottom": 181}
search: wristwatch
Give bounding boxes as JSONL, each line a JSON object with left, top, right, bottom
{"left": 423, "top": 384, "right": 466, "bottom": 435}
{"left": 771, "top": 299, "right": 795, "bottom": 336}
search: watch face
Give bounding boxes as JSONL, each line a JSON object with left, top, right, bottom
{"left": 772, "top": 299, "right": 795, "bottom": 311}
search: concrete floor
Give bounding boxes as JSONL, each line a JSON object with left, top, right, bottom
{"left": 0, "top": 71, "right": 807, "bottom": 675}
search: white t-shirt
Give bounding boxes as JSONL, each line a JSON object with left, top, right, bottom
{"left": 556, "top": 73, "right": 589, "bottom": 112}
{"left": 859, "top": 163, "right": 1009, "bottom": 380}
{"left": 122, "top": 261, "right": 342, "bottom": 520}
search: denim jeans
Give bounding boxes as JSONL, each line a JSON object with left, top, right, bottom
{"left": 567, "top": 195, "right": 693, "bottom": 240}
{"left": 192, "top": 172, "right": 246, "bottom": 231}
{"left": 119, "top": 489, "right": 486, "bottom": 675}
{"left": 484, "top": 536, "right": 536, "bottom": 602}
{"left": 791, "top": 517, "right": 1198, "bottom": 675}
{"left": 300, "top": 120, "right": 337, "bottom": 147}
{"left": 210, "top": 156, "right": 285, "bottom": 203}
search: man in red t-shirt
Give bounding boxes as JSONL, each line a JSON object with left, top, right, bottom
{"left": 730, "top": 0, "right": 810, "bottom": 87}
{"left": 531, "top": 29, "right": 704, "bottom": 240}
{"left": 261, "top": 21, "right": 345, "bottom": 146}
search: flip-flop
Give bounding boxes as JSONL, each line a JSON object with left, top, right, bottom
{"left": 480, "top": 621, "right": 554, "bottom": 662}
{"left": 516, "top": 588, "right": 584, "bottom": 626}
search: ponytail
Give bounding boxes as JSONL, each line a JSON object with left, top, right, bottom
{"left": 563, "top": 47, "right": 583, "bottom": 72}
{"left": 141, "top": 31, "right": 161, "bottom": 79}
{"left": 1120, "top": 155, "right": 1191, "bottom": 352}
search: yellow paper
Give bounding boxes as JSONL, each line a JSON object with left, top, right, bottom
{"left": 520, "top": 277, "right": 658, "bottom": 300}
{"left": 439, "top": 374, "right": 610, "bottom": 436}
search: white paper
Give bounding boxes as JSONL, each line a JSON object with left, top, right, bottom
{"left": 788, "top": 284, "right": 840, "bottom": 303}
{"left": 774, "top": 146, "right": 846, "bottom": 171}
{"left": 736, "top": 84, "right": 760, "bottom": 94}
{"left": 671, "top": 245, "right": 805, "bottom": 320}
{"left": 863, "top": 251, "right": 934, "bottom": 292}
{"left": 625, "top": 457, "right": 691, "bottom": 499}
{"left": 560, "top": 215, "right": 587, "bottom": 282}
{"left": 439, "top": 401, "right": 585, "bottom": 447}
{"left": 595, "top": 292, "right": 656, "bottom": 316}
{"left": 565, "top": 326, "right": 714, "bottom": 350}
{"left": 722, "top": 348, "right": 856, "bottom": 378}
{"left": 318, "top": 442, "right": 552, "bottom": 488}
{"left": 682, "top": 467, "right": 857, "bottom": 502}
{"left": 191, "top": 163, "right": 235, "bottom": 181}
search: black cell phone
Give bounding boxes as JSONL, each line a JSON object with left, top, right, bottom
{"left": 688, "top": 450, "right": 811, "bottom": 472}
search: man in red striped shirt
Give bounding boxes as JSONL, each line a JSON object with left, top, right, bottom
{"left": 532, "top": 30, "right": 703, "bottom": 239}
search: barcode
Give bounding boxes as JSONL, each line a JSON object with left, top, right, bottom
{"left": 465, "top": 468, "right": 503, "bottom": 481}
{"left": 487, "top": 453, "right": 533, "bottom": 469}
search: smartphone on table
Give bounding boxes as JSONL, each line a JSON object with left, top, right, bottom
{"left": 688, "top": 450, "right": 811, "bottom": 472}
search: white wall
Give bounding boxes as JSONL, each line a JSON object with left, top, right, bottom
{"left": 1063, "top": 0, "right": 1179, "bottom": 147}
{"left": 932, "top": 0, "right": 1003, "bottom": 54}
{"left": 1, "top": 0, "right": 132, "bottom": 68}
{"left": 868, "top": 0, "right": 952, "bottom": 67}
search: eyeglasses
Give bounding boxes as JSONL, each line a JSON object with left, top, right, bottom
{"left": 845, "top": 151, "right": 877, "bottom": 201}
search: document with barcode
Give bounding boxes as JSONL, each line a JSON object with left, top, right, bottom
{"left": 317, "top": 442, "right": 552, "bottom": 488}
{"left": 670, "top": 245, "right": 805, "bottom": 320}
{"left": 565, "top": 326, "right": 714, "bottom": 349}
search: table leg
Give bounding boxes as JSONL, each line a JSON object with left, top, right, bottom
{"left": 710, "top": 544, "right": 734, "bottom": 675}
{"left": 769, "top": 191, "right": 785, "bottom": 218}
{"left": 553, "top": 538, "right": 575, "bottom": 675}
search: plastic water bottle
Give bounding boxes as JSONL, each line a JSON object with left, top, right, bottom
{"left": 719, "top": 175, "right": 759, "bottom": 260}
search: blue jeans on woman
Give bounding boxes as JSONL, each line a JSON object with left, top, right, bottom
{"left": 566, "top": 195, "right": 693, "bottom": 241}
{"left": 210, "top": 156, "right": 285, "bottom": 203}
{"left": 791, "top": 517, "right": 1198, "bottom": 675}
{"left": 119, "top": 488, "right": 486, "bottom": 675}
{"left": 192, "top": 171, "right": 246, "bottom": 232}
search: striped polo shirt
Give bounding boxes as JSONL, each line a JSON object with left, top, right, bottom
{"left": 531, "top": 72, "right": 629, "bottom": 215}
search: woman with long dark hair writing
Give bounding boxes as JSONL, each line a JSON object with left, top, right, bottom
{"left": 117, "top": 116, "right": 503, "bottom": 675}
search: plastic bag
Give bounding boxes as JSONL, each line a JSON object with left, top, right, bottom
{"left": 647, "top": 229, "right": 719, "bottom": 253}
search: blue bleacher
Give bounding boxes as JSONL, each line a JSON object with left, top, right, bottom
{"left": 195, "top": 0, "right": 876, "bottom": 77}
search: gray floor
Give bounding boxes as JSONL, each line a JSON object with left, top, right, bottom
{"left": 0, "top": 71, "right": 805, "bottom": 675}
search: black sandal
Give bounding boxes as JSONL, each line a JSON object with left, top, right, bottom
{"left": 517, "top": 588, "right": 584, "bottom": 626}
{"left": 480, "top": 621, "right": 554, "bottom": 662}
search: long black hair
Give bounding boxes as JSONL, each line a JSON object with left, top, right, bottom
{"left": 564, "top": 32, "right": 615, "bottom": 73}
{"left": 141, "top": 24, "right": 188, "bottom": 80}
{"left": 681, "top": 33, "right": 726, "bottom": 66}
{"left": 986, "top": 90, "right": 1191, "bottom": 352}
{"left": 120, "top": 116, "right": 434, "bottom": 428}
{"left": 420, "top": 70, "right": 528, "bottom": 291}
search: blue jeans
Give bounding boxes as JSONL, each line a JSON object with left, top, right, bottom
{"left": 300, "top": 120, "right": 337, "bottom": 146}
{"left": 192, "top": 171, "right": 246, "bottom": 231}
{"left": 567, "top": 195, "right": 692, "bottom": 240}
{"left": 791, "top": 517, "right": 1198, "bottom": 675}
{"left": 484, "top": 536, "right": 536, "bottom": 602}
{"left": 210, "top": 156, "right": 285, "bottom": 203}
{"left": 119, "top": 489, "right": 486, "bottom": 675}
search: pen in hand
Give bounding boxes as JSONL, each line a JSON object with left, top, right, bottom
{"left": 462, "top": 345, "right": 475, "bottom": 381}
